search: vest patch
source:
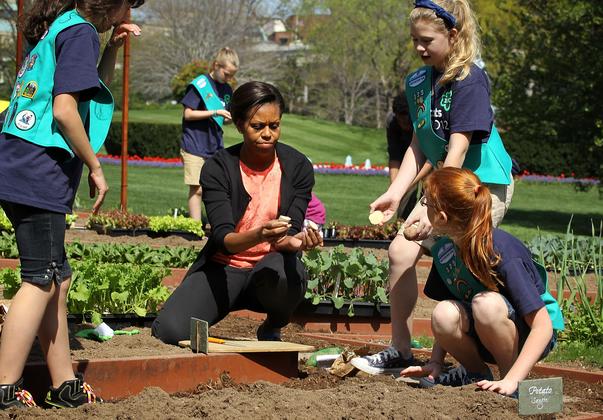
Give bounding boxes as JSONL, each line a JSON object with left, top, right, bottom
{"left": 15, "top": 110, "right": 36, "bottom": 131}
{"left": 21, "top": 82, "right": 38, "bottom": 99}
{"left": 26, "top": 54, "right": 38, "bottom": 72}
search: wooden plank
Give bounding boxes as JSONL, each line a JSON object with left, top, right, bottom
{"left": 178, "top": 339, "right": 315, "bottom": 353}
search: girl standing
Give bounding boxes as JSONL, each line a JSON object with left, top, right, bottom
{"left": 0, "top": 0, "right": 143, "bottom": 408}
{"left": 353, "top": 0, "right": 514, "bottom": 375}
{"left": 401, "top": 167, "right": 563, "bottom": 397}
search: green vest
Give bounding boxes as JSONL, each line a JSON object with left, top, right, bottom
{"left": 2, "top": 10, "right": 114, "bottom": 157}
{"left": 190, "top": 75, "right": 227, "bottom": 128}
{"left": 405, "top": 66, "right": 512, "bottom": 185}
{"left": 431, "top": 237, "right": 565, "bottom": 331}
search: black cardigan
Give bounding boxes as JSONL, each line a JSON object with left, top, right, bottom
{"left": 188, "top": 142, "right": 315, "bottom": 273}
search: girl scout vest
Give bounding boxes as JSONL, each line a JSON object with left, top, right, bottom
{"left": 405, "top": 66, "right": 512, "bottom": 185}
{"left": 2, "top": 10, "right": 113, "bottom": 157}
{"left": 190, "top": 75, "right": 227, "bottom": 128}
{"left": 431, "top": 237, "right": 565, "bottom": 331}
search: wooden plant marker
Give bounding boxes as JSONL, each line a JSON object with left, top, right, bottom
{"left": 518, "top": 377, "right": 563, "bottom": 416}
{"left": 178, "top": 339, "right": 315, "bottom": 354}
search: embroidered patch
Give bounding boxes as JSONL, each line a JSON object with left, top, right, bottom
{"left": 437, "top": 241, "right": 456, "bottom": 264}
{"left": 408, "top": 69, "right": 427, "bottom": 88}
{"left": 13, "top": 81, "right": 23, "bottom": 98}
{"left": 17, "top": 56, "right": 29, "bottom": 78}
{"left": 15, "top": 110, "right": 36, "bottom": 131}
{"left": 206, "top": 93, "right": 213, "bottom": 99}
{"left": 440, "top": 90, "right": 452, "bottom": 112}
{"left": 414, "top": 89, "right": 426, "bottom": 116}
{"left": 417, "top": 119, "right": 426, "bottom": 129}
{"left": 197, "top": 78, "right": 207, "bottom": 88}
{"left": 224, "top": 94, "right": 231, "bottom": 104}
{"left": 26, "top": 55, "right": 38, "bottom": 71}
{"left": 436, "top": 160, "right": 444, "bottom": 169}
{"left": 21, "top": 82, "right": 38, "bottom": 99}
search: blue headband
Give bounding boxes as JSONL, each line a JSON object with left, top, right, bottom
{"left": 414, "top": 0, "right": 457, "bottom": 29}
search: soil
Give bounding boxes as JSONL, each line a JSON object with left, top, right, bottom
{"left": 9, "top": 315, "right": 603, "bottom": 419}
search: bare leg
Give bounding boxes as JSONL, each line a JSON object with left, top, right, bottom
{"left": 472, "top": 292, "right": 519, "bottom": 377}
{"left": 37, "top": 278, "right": 76, "bottom": 388}
{"left": 188, "top": 185, "right": 202, "bottom": 221}
{"left": 431, "top": 300, "right": 489, "bottom": 374}
{"left": 388, "top": 234, "right": 423, "bottom": 359}
{"left": 0, "top": 282, "right": 54, "bottom": 384}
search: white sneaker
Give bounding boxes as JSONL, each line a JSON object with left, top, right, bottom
{"left": 350, "top": 346, "right": 416, "bottom": 375}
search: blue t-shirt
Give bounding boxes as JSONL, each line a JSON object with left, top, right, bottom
{"left": 424, "top": 229, "right": 546, "bottom": 320}
{"left": 386, "top": 112, "right": 413, "bottom": 162}
{"left": 180, "top": 74, "right": 233, "bottom": 158}
{"left": 431, "top": 64, "right": 493, "bottom": 144}
{"left": 0, "top": 23, "right": 100, "bottom": 214}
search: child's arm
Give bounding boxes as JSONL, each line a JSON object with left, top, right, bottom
{"left": 183, "top": 108, "right": 231, "bottom": 122}
{"left": 401, "top": 340, "right": 446, "bottom": 380}
{"left": 54, "top": 93, "right": 108, "bottom": 214}
{"left": 370, "top": 133, "right": 426, "bottom": 222}
{"left": 98, "top": 23, "right": 142, "bottom": 86}
{"left": 443, "top": 132, "right": 470, "bottom": 168}
{"left": 476, "top": 306, "right": 553, "bottom": 396}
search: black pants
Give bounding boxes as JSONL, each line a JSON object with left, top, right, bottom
{"left": 152, "top": 252, "right": 307, "bottom": 344}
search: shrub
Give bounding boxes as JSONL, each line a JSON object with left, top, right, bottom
{"left": 104, "top": 122, "right": 181, "bottom": 158}
{"left": 171, "top": 60, "right": 210, "bottom": 102}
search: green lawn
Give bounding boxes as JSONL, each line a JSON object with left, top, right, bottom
{"left": 114, "top": 109, "right": 388, "bottom": 165}
{"left": 78, "top": 164, "right": 602, "bottom": 242}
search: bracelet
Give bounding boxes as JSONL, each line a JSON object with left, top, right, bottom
{"left": 212, "top": 110, "right": 217, "bottom": 117}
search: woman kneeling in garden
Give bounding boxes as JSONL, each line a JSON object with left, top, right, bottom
{"left": 152, "top": 81, "right": 322, "bottom": 344}
{"left": 400, "top": 167, "right": 563, "bottom": 397}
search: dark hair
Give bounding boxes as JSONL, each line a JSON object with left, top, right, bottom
{"left": 230, "top": 81, "right": 285, "bottom": 127}
{"left": 392, "top": 93, "right": 409, "bottom": 115}
{"left": 21, "top": 0, "right": 144, "bottom": 45}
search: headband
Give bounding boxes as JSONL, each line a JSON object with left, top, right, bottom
{"left": 414, "top": 0, "right": 457, "bottom": 29}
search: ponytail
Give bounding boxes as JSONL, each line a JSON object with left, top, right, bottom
{"left": 21, "top": 0, "right": 75, "bottom": 45}
{"left": 410, "top": 0, "right": 481, "bottom": 84}
{"left": 424, "top": 167, "right": 501, "bottom": 290}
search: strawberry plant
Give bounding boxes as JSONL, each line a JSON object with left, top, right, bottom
{"left": 302, "top": 245, "right": 389, "bottom": 316}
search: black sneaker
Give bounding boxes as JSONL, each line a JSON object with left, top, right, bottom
{"left": 0, "top": 378, "right": 36, "bottom": 408}
{"left": 418, "top": 365, "right": 493, "bottom": 388}
{"left": 350, "top": 346, "right": 417, "bottom": 375}
{"left": 45, "top": 374, "right": 102, "bottom": 408}
{"left": 256, "top": 321, "right": 282, "bottom": 341}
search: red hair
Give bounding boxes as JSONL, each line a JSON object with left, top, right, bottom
{"left": 424, "top": 167, "right": 501, "bottom": 290}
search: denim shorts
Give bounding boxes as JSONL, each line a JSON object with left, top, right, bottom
{"left": 459, "top": 294, "right": 557, "bottom": 364}
{"left": 1, "top": 200, "right": 71, "bottom": 286}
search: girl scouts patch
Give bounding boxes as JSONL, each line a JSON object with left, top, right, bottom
{"left": 408, "top": 69, "right": 427, "bottom": 88}
{"left": 15, "top": 110, "right": 36, "bottom": 131}
{"left": 197, "top": 78, "right": 207, "bottom": 88}
{"left": 17, "top": 57, "right": 28, "bottom": 79}
{"left": 26, "top": 55, "right": 38, "bottom": 71}
{"left": 21, "top": 82, "right": 38, "bottom": 99}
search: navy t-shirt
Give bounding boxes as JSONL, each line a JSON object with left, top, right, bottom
{"left": 0, "top": 23, "right": 100, "bottom": 214}
{"left": 180, "top": 75, "right": 233, "bottom": 158}
{"left": 424, "top": 229, "right": 546, "bottom": 320}
{"left": 386, "top": 112, "right": 413, "bottom": 162}
{"left": 431, "top": 64, "right": 493, "bottom": 144}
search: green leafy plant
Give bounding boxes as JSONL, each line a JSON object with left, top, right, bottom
{"left": 0, "top": 209, "right": 13, "bottom": 233}
{"left": 0, "top": 261, "right": 171, "bottom": 325}
{"left": 86, "top": 209, "right": 150, "bottom": 231}
{"left": 537, "top": 221, "right": 603, "bottom": 346}
{"left": 302, "top": 245, "right": 389, "bottom": 316}
{"left": 66, "top": 213, "right": 78, "bottom": 228}
{"left": 148, "top": 215, "right": 204, "bottom": 237}
{"left": 0, "top": 231, "right": 18, "bottom": 258}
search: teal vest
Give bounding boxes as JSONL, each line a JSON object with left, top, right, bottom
{"left": 431, "top": 237, "right": 565, "bottom": 331}
{"left": 405, "top": 66, "right": 512, "bottom": 185}
{"left": 190, "top": 75, "right": 227, "bottom": 128}
{"left": 2, "top": 10, "right": 114, "bottom": 157}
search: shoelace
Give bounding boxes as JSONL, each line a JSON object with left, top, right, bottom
{"left": 15, "top": 389, "right": 36, "bottom": 407}
{"left": 82, "top": 382, "right": 99, "bottom": 404}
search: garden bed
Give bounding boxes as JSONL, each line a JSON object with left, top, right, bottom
{"left": 10, "top": 315, "right": 603, "bottom": 418}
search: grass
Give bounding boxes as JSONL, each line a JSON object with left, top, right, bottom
{"left": 114, "top": 109, "right": 388, "bottom": 165}
{"left": 77, "top": 164, "right": 602, "bottom": 242}
{"left": 542, "top": 341, "right": 603, "bottom": 369}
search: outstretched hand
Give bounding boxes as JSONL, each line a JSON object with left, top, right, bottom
{"left": 368, "top": 191, "right": 401, "bottom": 225}
{"left": 109, "top": 22, "right": 142, "bottom": 48}
{"left": 475, "top": 378, "right": 518, "bottom": 397}
{"left": 400, "top": 361, "right": 442, "bottom": 381}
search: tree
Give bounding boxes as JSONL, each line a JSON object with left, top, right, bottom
{"left": 300, "top": 0, "right": 411, "bottom": 126}
{"left": 487, "top": 0, "right": 603, "bottom": 178}
{"left": 131, "top": 0, "right": 262, "bottom": 101}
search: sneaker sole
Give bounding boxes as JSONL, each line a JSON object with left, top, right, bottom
{"left": 349, "top": 358, "right": 404, "bottom": 376}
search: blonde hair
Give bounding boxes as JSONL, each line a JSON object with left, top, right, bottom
{"left": 424, "top": 167, "right": 501, "bottom": 291}
{"left": 410, "top": 0, "right": 480, "bottom": 84}
{"left": 213, "top": 47, "right": 239, "bottom": 69}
